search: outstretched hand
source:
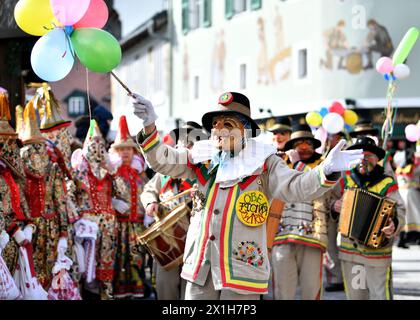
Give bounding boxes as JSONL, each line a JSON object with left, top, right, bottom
{"left": 322, "top": 140, "right": 363, "bottom": 175}
{"left": 131, "top": 93, "right": 158, "bottom": 127}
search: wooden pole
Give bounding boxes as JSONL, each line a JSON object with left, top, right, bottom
{"left": 110, "top": 71, "right": 133, "bottom": 96}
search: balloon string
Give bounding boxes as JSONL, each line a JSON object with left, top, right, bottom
{"left": 382, "top": 80, "right": 397, "bottom": 148}
{"left": 86, "top": 68, "right": 92, "bottom": 120}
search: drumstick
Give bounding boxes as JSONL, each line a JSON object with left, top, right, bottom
{"left": 160, "top": 188, "right": 197, "bottom": 206}
{"left": 110, "top": 71, "right": 133, "bottom": 97}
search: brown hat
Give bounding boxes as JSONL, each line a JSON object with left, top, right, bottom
{"left": 268, "top": 116, "right": 292, "bottom": 134}
{"left": 21, "top": 98, "right": 46, "bottom": 145}
{"left": 201, "top": 92, "right": 261, "bottom": 137}
{"left": 0, "top": 92, "right": 17, "bottom": 138}
{"left": 284, "top": 124, "right": 322, "bottom": 151}
{"left": 349, "top": 119, "right": 379, "bottom": 138}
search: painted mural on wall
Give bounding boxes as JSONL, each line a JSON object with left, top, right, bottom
{"left": 211, "top": 30, "right": 226, "bottom": 93}
{"left": 320, "top": 19, "right": 394, "bottom": 74}
{"left": 257, "top": 8, "right": 291, "bottom": 86}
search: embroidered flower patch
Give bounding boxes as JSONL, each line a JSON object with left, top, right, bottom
{"left": 232, "top": 241, "right": 264, "bottom": 268}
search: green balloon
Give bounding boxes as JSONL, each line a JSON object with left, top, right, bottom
{"left": 392, "top": 27, "right": 419, "bottom": 65}
{"left": 71, "top": 28, "right": 122, "bottom": 73}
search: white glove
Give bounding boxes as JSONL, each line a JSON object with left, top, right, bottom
{"left": 112, "top": 198, "right": 130, "bottom": 214}
{"left": 285, "top": 149, "right": 301, "bottom": 165}
{"left": 57, "top": 237, "right": 68, "bottom": 255}
{"left": 23, "top": 225, "right": 35, "bottom": 243}
{"left": 131, "top": 93, "right": 158, "bottom": 127}
{"left": 322, "top": 140, "right": 363, "bottom": 175}
{"left": 13, "top": 229, "right": 27, "bottom": 246}
{"left": 0, "top": 230, "right": 10, "bottom": 251}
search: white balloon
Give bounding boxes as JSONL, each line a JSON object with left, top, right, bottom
{"left": 393, "top": 64, "right": 410, "bottom": 80}
{"left": 322, "top": 113, "right": 344, "bottom": 134}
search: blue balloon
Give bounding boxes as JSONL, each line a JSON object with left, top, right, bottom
{"left": 31, "top": 28, "right": 75, "bottom": 82}
{"left": 344, "top": 124, "right": 351, "bottom": 131}
{"left": 384, "top": 74, "right": 390, "bottom": 81}
{"left": 319, "top": 107, "right": 329, "bottom": 117}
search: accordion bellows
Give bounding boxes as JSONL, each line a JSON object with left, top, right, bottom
{"left": 339, "top": 188, "right": 396, "bottom": 248}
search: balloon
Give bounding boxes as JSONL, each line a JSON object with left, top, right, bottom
{"left": 343, "top": 110, "right": 358, "bottom": 126}
{"left": 0, "top": 87, "right": 7, "bottom": 94}
{"left": 393, "top": 64, "right": 410, "bottom": 80}
{"left": 74, "top": 0, "right": 109, "bottom": 29}
{"left": 71, "top": 28, "right": 122, "bottom": 73}
{"left": 322, "top": 113, "right": 345, "bottom": 134}
{"left": 14, "top": 0, "right": 57, "bottom": 36}
{"left": 306, "top": 112, "right": 323, "bottom": 127}
{"left": 31, "top": 28, "right": 75, "bottom": 82}
{"left": 319, "top": 107, "right": 329, "bottom": 117}
{"left": 393, "top": 27, "right": 420, "bottom": 65}
{"left": 375, "top": 56, "right": 394, "bottom": 74}
{"left": 329, "top": 101, "right": 345, "bottom": 116}
{"left": 50, "top": 0, "right": 91, "bottom": 26}
{"left": 405, "top": 124, "right": 419, "bottom": 142}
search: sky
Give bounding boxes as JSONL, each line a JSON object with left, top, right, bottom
{"left": 114, "top": 0, "right": 166, "bottom": 37}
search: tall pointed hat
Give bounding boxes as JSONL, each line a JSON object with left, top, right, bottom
{"left": 110, "top": 116, "right": 137, "bottom": 149}
{"left": 0, "top": 92, "right": 17, "bottom": 138}
{"left": 21, "top": 98, "right": 46, "bottom": 145}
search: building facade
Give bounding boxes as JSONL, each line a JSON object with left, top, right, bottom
{"left": 170, "top": 0, "right": 420, "bottom": 136}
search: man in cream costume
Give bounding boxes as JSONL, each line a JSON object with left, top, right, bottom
{"left": 132, "top": 91, "right": 363, "bottom": 300}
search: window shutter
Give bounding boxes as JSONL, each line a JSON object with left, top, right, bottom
{"left": 225, "top": 0, "right": 234, "bottom": 20}
{"left": 251, "top": 0, "right": 262, "bottom": 11}
{"left": 182, "top": 0, "right": 189, "bottom": 34}
{"left": 203, "top": 0, "right": 212, "bottom": 27}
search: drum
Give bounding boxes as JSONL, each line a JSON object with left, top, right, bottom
{"left": 138, "top": 203, "right": 190, "bottom": 271}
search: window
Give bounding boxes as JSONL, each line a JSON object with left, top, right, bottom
{"left": 68, "top": 97, "right": 85, "bottom": 117}
{"left": 183, "top": 0, "right": 212, "bottom": 35}
{"left": 194, "top": 76, "right": 200, "bottom": 100}
{"left": 240, "top": 64, "right": 247, "bottom": 89}
{"left": 298, "top": 48, "right": 308, "bottom": 79}
{"left": 226, "top": 0, "right": 262, "bottom": 20}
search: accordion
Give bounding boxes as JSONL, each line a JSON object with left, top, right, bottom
{"left": 339, "top": 188, "right": 396, "bottom": 249}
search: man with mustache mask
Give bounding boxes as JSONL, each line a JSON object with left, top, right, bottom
{"left": 332, "top": 137, "right": 405, "bottom": 300}
{"left": 132, "top": 91, "right": 363, "bottom": 300}
{"left": 271, "top": 124, "right": 330, "bottom": 300}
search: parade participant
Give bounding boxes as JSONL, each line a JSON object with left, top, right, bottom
{"left": 19, "top": 99, "right": 69, "bottom": 290}
{"left": 267, "top": 117, "right": 292, "bottom": 159}
{"left": 349, "top": 119, "right": 394, "bottom": 176}
{"left": 67, "top": 120, "right": 118, "bottom": 299}
{"left": 132, "top": 91, "right": 363, "bottom": 300}
{"left": 36, "top": 84, "right": 73, "bottom": 179}
{"left": 140, "top": 121, "right": 205, "bottom": 300}
{"left": 332, "top": 137, "right": 405, "bottom": 300}
{"left": 0, "top": 92, "right": 32, "bottom": 276}
{"left": 271, "top": 124, "right": 330, "bottom": 300}
{"left": 394, "top": 149, "right": 420, "bottom": 248}
{"left": 109, "top": 115, "right": 149, "bottom": 299}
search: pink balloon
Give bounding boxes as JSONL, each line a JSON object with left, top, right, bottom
{"left": 376, "top": 56, "right": 394, "bottom": 74}
{"left": 50, "top": 0, "right": 91, "bottom": 26}
{"left": 74, "top": 0, "right": 109, "bottom": 29}
{"left": 405, "top": 124, "right": 419, "bottom": 142}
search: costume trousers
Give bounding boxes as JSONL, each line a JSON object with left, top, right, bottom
{"left": 325, "top": 218, "right": 343, "bottom": 285}
{"left": 184, "top": 271, "right": 260, "bottom": 300}
{"left": 341, "top": 261, "right": 393, "bottom": 300}
{"left": 155, "top": 262, "right": 186, "bottom": 300}
{"left": 271, "top": 243, "right": 323, "bottom": 300}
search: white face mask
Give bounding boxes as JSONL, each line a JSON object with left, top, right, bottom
{"left": 393, "top": 150, "right": 406, "bottom": 168}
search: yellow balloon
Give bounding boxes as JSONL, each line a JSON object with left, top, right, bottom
{"left": 344, "top": 110, "right": 358, "bottom": 126}
{"left": 306, "top": 112, "right": 323, "bottom": 127}
{"left": 14, "top": 0, "right": 57, "bottom": 36}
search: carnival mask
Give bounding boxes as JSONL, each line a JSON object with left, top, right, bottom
{"left": 84, "top": 136, "right": 109, "bottom": 179}
{"left": 21, "top": 143, "right": 49, "bottom": 175}
{"left": 293, "top": 139, "right": 315, "bottom": 161}
{"left": 357, "top": 151, "right": 378, "bottom": 175}
{"left": 211, "top": 115, "right": 245, "bottom": 152}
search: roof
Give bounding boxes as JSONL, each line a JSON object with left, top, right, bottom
{"left": 120, "top": 10, "right": 168, "bottom": 51}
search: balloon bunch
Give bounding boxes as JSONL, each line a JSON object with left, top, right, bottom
{"left": 305, "top": 101, "right": 359, "bottom": 135}
{"left": 14, "top": 0, "right": 121, "bottom": 82}
{"left": 376, "top": 27, "right": 419, "bottom": 81}
{"left": 405, "top": 121, "right": 420, "bottom": 143}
